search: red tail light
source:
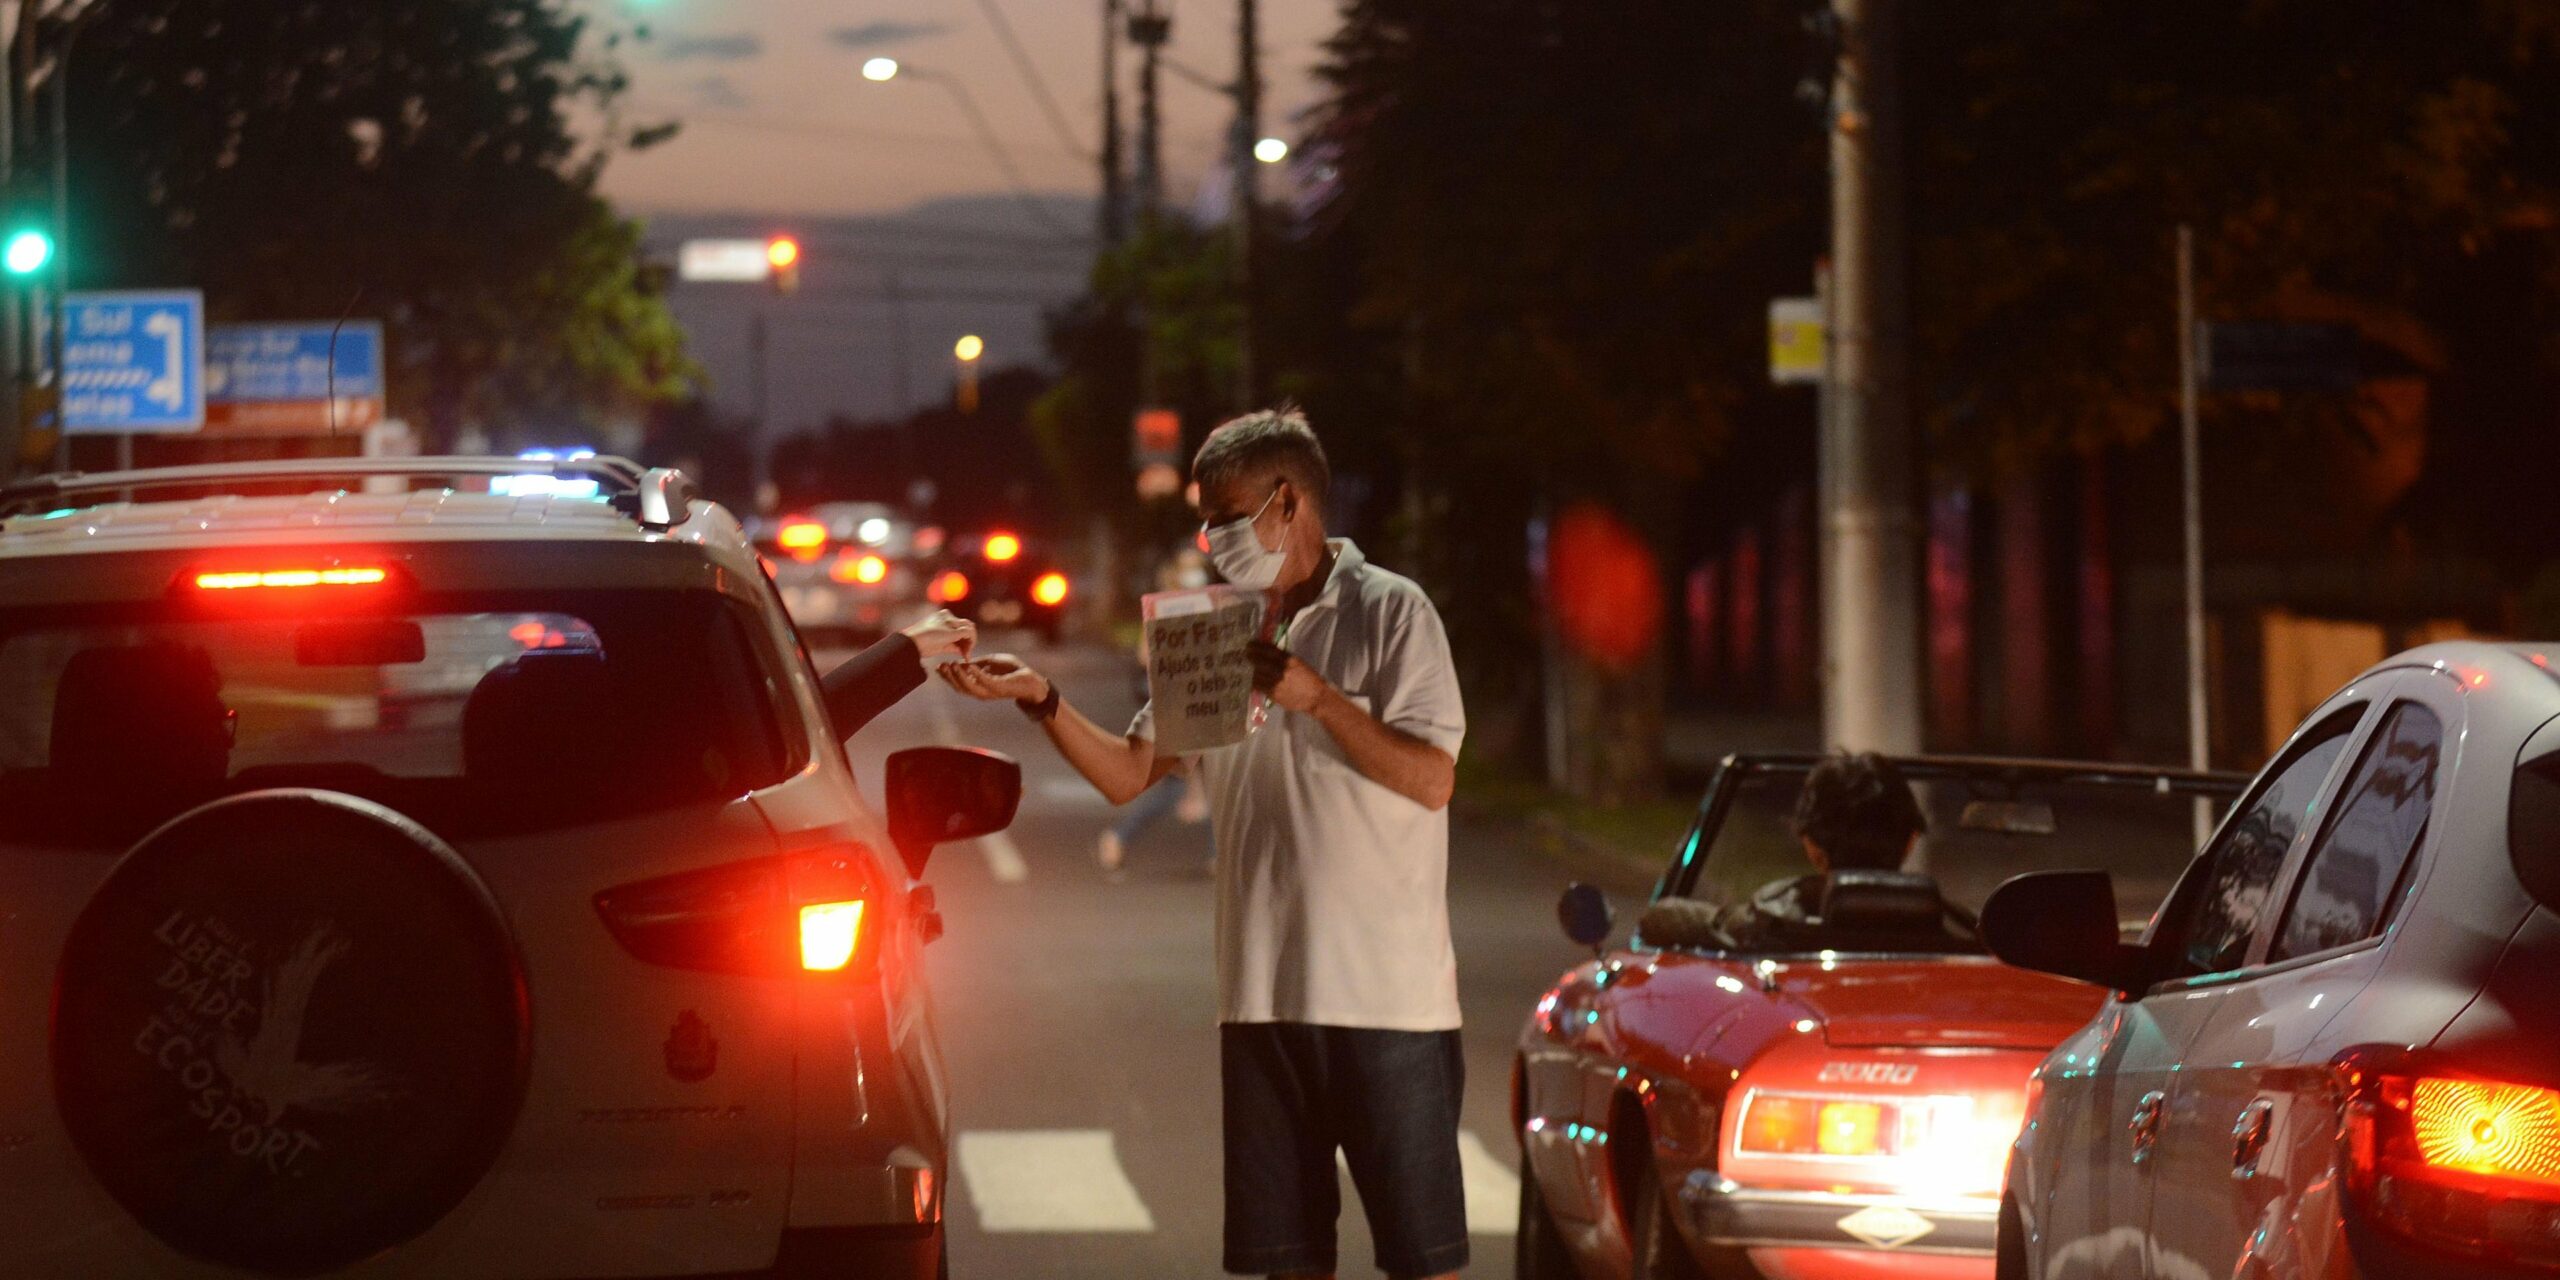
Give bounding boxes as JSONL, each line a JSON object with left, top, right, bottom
{"left": 594, "top": 848, "right": 880, "bottom": 977}
{"left": 929, "top": 570, "right": 970, "bottom": 603}
{"left": 984, "top": 532, "right": 1022, "bottom": 563}
{"left": 830, "top": 553, "right": 888, "bottom": 585}
{"left": 2342, "top": 1049, "right": 2560, "bottom": 1267}
{"left": 1032, "top": 571, "right": 1070, "bottom": 607}
{"left": 194, "top": 566, "right": 390, "bottom": 590}
{"left": 776, "top": 519, "right": 827, "bottom": 552}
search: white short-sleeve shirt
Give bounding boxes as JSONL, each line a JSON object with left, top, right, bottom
{"left": 1131, "top": 540, "right": 1466, "bottom": 1030}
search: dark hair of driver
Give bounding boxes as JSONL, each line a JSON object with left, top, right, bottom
{"left": 1791, "top": 751, "right": 1927, "bottom": 871}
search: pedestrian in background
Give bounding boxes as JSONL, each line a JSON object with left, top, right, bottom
{"left": 939, "top": 408, "right": 1470, "bottom": 1280}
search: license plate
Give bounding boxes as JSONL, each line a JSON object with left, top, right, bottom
{"left": 983, "top": 601, "right": 1022, "bottom": 624}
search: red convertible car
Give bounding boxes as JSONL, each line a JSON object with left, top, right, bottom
{"left": 1514, "top": 753, "right": 2245, "bottom": 1280}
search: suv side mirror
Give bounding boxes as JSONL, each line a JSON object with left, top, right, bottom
{"left": 885, "top": 747, "right": 1022, "bottom": 878}
{"left": 1980, "top": 870, "right": 2153, "bottom": 996}
{"left": 1557, "top": 883, "right": 1614, "bottom": 954}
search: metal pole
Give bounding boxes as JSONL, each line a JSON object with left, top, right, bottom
{"left": 1820, "top": 0, "right": 1922, "bottom": 754}
{"left": 1231, "top": 0, "right": 1258, "bottom": 409}
{"left": 2178, "top": 224, "right": 2211, "bottom": 840}
{"left": 1099, "top": 0, "right": 1125, "bottom": 248}
{"left": 746, "top": 308, "right": 768, "bottom": 511}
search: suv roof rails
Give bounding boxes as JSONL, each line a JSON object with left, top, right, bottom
{"left": 0, "top": 455, "right": 702, "bottom": 531}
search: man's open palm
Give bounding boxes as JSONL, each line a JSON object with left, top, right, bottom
{"left": 937, "top": 655, "right": 1048, "bottom": 703}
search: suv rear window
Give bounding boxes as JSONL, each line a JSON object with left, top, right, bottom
{"left": 0, "top": 590, "right": 800, "bottom": 847}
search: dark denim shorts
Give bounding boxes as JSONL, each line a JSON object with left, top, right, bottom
{"left": 1219, "top": 1022, "right": 1469, "bottom": 1278}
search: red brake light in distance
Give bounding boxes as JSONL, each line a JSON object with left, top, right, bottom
{"left": 828, "top": 553, "right": 889, "bottom": 585}
{"left": 1032, "top": 571, "right": 1070, "bottom": 607}
{"left": 194, "top": 566, "right": 389, "bottom": 590}
{"left": 930, "top": 570, "right": 970, "bottom": 603}
{"left": 984, "top": 532, "right": 1022, "bottom": 563}
{"left": 2343, "top": 1057, "right": 2560, "bottom": 1267}
{"left": 777, "top": 519, "right": 827, "bottom": 553}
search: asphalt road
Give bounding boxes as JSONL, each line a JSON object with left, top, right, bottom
{"left": 834, "top": 641, "right": 1657, "bottom": 1280}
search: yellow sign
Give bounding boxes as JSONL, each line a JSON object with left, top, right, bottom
{"left": 1769, "top": 297, "right": 1825, "bottom": 385}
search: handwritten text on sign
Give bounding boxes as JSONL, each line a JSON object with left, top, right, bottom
{"left": 1143, "top": 588, "right": 1263, "bottom": 754}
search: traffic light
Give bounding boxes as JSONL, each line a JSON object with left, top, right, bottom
{"left": 4, "top": 229, "right": 53, "bottom": 276}
{"left": 765, "top": 235, "right": 801, "bottom": 295}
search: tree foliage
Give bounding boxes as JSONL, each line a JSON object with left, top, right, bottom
{"left": 59, "top": 0, "right": 690, "bottom": 442}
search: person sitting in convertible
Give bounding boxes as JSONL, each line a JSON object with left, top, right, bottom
{"left": 1716, "top": 751, "right": 1970, "bottom": 950}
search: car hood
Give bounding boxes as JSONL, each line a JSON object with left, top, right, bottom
{"left": 1766, "top": 957, "right": 2104, "bottom": 1049}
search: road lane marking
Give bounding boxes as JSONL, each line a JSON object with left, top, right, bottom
{"left": 1457, "top": 1129, "right": 1522, "bottom": 1235}
{"left": 956, "top": 1130, "right": 1157, "bottom": 1233}
{"left": 1331, "top": 1129, "right": 1520, "bottom": 1236}
{"left": 927, "top": 699, "right": 1030, "bottom": 884}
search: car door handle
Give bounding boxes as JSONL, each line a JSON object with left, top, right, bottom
{"left": 2129, "top": 1090, "right": 2167, "bottom": 1166}
{"left": 2230, "top": 1099, "right": 2274, "bottom": 1180}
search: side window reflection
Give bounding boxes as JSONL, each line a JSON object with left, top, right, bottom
{"left": 2272, "top": 703, "right": 2440, "bottom": 960}
{"left": 2158, "top": 709, "right": 2358, "bottom": 978}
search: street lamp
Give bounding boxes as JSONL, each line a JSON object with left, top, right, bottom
{"left": 862, "top": 56, "right": 899, "bottom": 82}
{"left": 954, "top": 334, "right": 984, "bottom": 414}
{"left": 1252, "top": 136, "right": 1288, "bottom": 164}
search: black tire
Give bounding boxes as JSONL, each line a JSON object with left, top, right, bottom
{"left": 1516, "top": 1162, "right": 1581, "bottom": 1280}
{"left": 1627, "top": 1156, "right": 1712, "bottom": 1280}
{"left": 52, "top": 790, "right": 528, "bottom": 1277}
{"left": 1997, "top": 1193, "right": 2029, "bottom": 1280}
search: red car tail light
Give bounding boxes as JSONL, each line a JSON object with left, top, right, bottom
{"left": 776, "top": 519, "right": 827, "bottom": 553}
{"left": 984, "top": 532, "right": 1022, "bottom": 563}
{"left": 595, "top": 847, "right": 880, "bottom": 977}
{"left": 1734, "top": 1087, "right": 2020, "bottom": 1194}
{"left": 194, "top": 565, "right": 390, "bottom": 590}
{"left": 829, "top": 553, "right": 889, "bottom": 585}
{"left": 929, "top": 570, "right": 970, "bottom": 603}
{"left": 1032, "top": 571, "right": 1070, "bottom": 607}
{"left": 2343, "top": 1053, "right": 2560, "bottom": 1266}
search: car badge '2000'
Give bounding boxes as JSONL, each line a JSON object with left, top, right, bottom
{"left": 1815, "top": 1061, "right": 1918, "bottom": 1085}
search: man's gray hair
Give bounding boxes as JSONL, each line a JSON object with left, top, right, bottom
{"left": 1192, "top": 406, "right": 1330, "bottom": 508}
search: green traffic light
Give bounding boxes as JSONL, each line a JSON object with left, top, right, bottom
{"left": 3, "top": 230, "right": 53, "bottom": 276}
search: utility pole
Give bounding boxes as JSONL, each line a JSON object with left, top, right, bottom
{"left": 1128, "top": 1, "right": 1167, "bottom": 226}
{"left": 746, "top": 309, "right": 769, "bottom": 512}
{"left": 1098, "top": 0, "right": 1126, "bottom": 249}
{"left": 1230, "top": 0, "right": 1259, "bottom": 409}
{"left": 1820, "top": 0, "right": 1923, "bottom": 754}
{"left": 2177, "top": 224, "right": 2211, "bottom": 840}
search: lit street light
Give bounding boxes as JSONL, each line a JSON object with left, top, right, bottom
{"left": 954, "top": 334, "right": 985, "bottom": 414}
{"left": 1253, "top": 136, "right": 1289, "bottom": 164}
{"left": 862, "top": 56, "right": 899, "bottom": 83}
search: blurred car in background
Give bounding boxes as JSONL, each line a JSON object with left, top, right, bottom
{"left": 1515, "top": 753, "right": 2244, "bottom": 1280}
{"left": 926, "top": 528, "right": 1071, "bottom": 646}
{"left": 747, "top": 502, "right": 928, "bottom": 647}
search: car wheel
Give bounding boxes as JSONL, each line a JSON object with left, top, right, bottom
{"left": 1516, "top": 1163, "right": 1580, "bottom": 1280}
{"left": 1997, "top": 1193, "right": 2029, "bottom": 1280}
{"left": 1627, "top": 1156, "right": 1711, "bottom": 1280}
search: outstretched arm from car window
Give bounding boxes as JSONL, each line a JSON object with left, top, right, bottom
{"left": 938, "top": 656, "right": 1178, "bottom": 804}
{"left": 819, "top": 611, "right": 974, "bottom": 741}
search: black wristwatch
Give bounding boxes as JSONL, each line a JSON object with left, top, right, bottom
{"left": 1018, "top": 679, "right": 1061, "bottom": 723}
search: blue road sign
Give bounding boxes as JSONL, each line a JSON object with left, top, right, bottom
{"left": 64, "top": 290, "right": 206, "bottom": 433}
{"left": 205, "top": 321, "right": 385, "bottom": 403}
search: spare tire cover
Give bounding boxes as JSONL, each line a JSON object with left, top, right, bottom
{"left": 53, "top": 789, "right": 528, "bottom": 1277}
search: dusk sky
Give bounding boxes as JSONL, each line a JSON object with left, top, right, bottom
{"left": 599, "top": 0, "right": 1342, "bottom": 218}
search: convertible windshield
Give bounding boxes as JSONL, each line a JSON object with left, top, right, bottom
{"left": 1667, "top": 760, "right": 2242, "bottom": 937}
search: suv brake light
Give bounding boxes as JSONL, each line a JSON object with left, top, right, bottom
{"left": 595, "top": 848, "right": 881, "bottom": 976}
{"left": 2342, "top": 1049, "right": 2560, "bottom": 1267}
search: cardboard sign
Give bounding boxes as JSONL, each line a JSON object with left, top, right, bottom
{"left": 1142, "top": 586, "right": 1264, "bottom": 754}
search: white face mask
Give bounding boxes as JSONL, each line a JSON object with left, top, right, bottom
{"left": 1203, "top": 486, "right": 1287, "bottom": 591}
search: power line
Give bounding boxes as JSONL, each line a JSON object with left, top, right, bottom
{"left": 973, "top": 0, "right": 1094, "bottom": 162}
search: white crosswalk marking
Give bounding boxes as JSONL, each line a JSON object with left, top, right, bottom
{"left": 957, "top": 1130, "right": 1158, "bottom": 1233}
{"left": 1456, "top": 1130, "right": 1522, "bottom": 1235}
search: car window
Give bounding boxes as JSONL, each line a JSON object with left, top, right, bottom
{"left": 2152, "top": 706, "right": 2361, "bottom": 979}
{"left": 0, "top": 590, "right": 797, "bottom": 847}
{"left": 2270, "top": 702, "right": 2440, "bottom": 961}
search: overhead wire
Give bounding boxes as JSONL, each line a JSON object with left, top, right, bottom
{"left": 972, "top": 0, "right": 1094, "bottom": 162}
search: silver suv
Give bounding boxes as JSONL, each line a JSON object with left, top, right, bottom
{"left": 0, "top": 457, "right": 1012, "bottom": 1279}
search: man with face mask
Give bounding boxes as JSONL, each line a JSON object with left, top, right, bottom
{"left": 939, "top": 408, "right": 1469, "bottom": 1280}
